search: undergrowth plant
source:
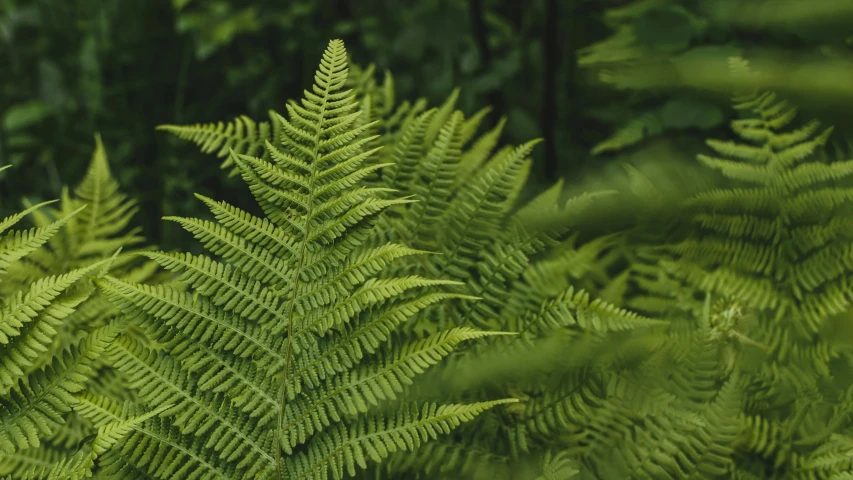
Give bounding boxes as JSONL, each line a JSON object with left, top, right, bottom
{"left": 0, "top": 163, "right": 150, "bottom": 478}
{"left": 91, "top": 39, "right": 515, "bottom": 480}
{"left": 657, "top": 58, "right": 853, "bottom": 478}
{"left": 0, "top": 134, "right": 173, "bottom": 478}
{"left": 162, "top": 39, "right": 756, "bottom": 480}
{"left": 590, "top": 57, "right": 853, "bottom": 479}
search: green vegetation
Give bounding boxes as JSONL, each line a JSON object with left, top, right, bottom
{"left": 4, "top": 1, "right": 853, "bottom": 478}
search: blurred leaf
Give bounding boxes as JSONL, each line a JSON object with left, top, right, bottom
{"left": 604, "top": 0, "right": 663, "bottom": 25}
{"left": 592, "top": 112, "right": 663, "bottom": 155}
{"left": 459, "top": 44, "right": 481, "bottom": 75}
{"left": 468, "top": 48, "right": 521, "bottom": 94}
{"left": 670, "top": 51, "right": 853, "bottom": 105}
{"left": 633, "top": 5, "right": 701, "bottom": 52}
{"left": 79, "top": 35, "right": 102, "bottom": 114}
{"left": 333, "top": 20, "right": 358, "bottom": 36}
{"left": 0, "top": 4, "right": 39, "bottom": 43}
{"left": 6, "top": 133, "right": 38, "bottom": 149}
{"left": 659, "top": 97, "right": 723, "bottom": 130}
{"left": 38, "top": 60, "right": 68, "bottom": 110}
{"left": 392, "top": 24, "right": 428, "bottom": 60}
{"left": 8, "top": 153, "right": 25, "bottom": 167}
{"left": 176, "top": 4, "right": 261, "bottom": 59}
{"left": 676, "top": 45, "right": 743, "bottom": 66}
{"left": 507, "top": 107, "right": 541, "bottom": 144}
{"left": 492, "top": 47, "right": 522, "bottom": 79}
{"left": 711, "top": 0, "right": 853, "bottom": 28}
{"left": 429, "top": 57, "right": 455, "bottom": 98}
{"left": 2, "top": 101, "right": 49, "bottom": 131}
{"left": 173, "top": 0, "right": 193, "bottom": 11}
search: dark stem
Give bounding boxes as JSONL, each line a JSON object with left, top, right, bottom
{"left": 469, "top": 0, "right": 504, "bottom": 116}
{"left": 469, "top": 0, "right": 492, "bottom": 67}
{"left": 174, "top": 42, "right": 192, "bottom": 123}
{"left": 540, "top": 0, "right": 560, "bottom": 179}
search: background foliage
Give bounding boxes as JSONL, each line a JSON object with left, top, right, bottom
{"left": 2, "top": 0, "right": 853, "bottom": 250}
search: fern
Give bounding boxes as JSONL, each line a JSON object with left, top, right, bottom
{"left": 153, "top": 39, "right": 810, "bottom": 480}
{"left": 96, "top": 39, "right": 514, "bottom": 480}
{"left": 157, "top": 111, "right": 282, "bottom": 178}
{"left": 611, "top": 56, "right": 853, "bottom": 478}
{"left": 0, "top": 135, "right": 172, "bottom": 478}
{"left": 323, "top": 75, "right": 704, "bottom": 479}
{"left": 591, "top": 111, "right": 664, "bottom": 155}
{"left": 662, "top": 56, "right": 849, "bottom": 345}
{"left": 10, "top": 401, "right": 170, "bottom": 480}
{"left": 158, "top": 58, "right": 416, "bottom": 182}
{"left": 161, "top": 56, "right": 698, "bottom": 479}
{"left": 3, "top": 134, "right": 168, "bottom": 371}
{"left": 0, "top": 164, "right": 140, "bottom": 477}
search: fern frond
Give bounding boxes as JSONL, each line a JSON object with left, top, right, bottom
{"left": 0, "top": 207, "right": 83, "bottom": 282}
{"left": 591, "top": 112, "right": 663, "bottom": 156}
{"left": 18, "top": 401, "right": 170, "bottom": 480}
{"left": 157, "top": 111, "right": 282, "bottom": 176}
{"left": 0, "top": 324, "right": 119, "bottom": 455}
{"left": 99, "top": 39, "right": 515, "bottom": 480}
{"left": 282, "top": 399, "right": 517, "bottom": 480}
{"left": 664, "top": 57, "right": 853, "bottom": 337}
{"left": 438, "top": 140, "right": 539, "bottom": 278}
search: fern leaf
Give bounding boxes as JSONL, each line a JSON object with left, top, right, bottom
{"left": 101, "top": 39, "right": 515, "bottom": 480}
{"left": 282, "top": 399, "right": 517, "bottom": 480}
{"left": 157, "top": 111, "right": 281, "bottom": 176}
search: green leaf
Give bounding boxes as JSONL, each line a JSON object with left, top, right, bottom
{"left": 659, "top": 98, "right": 724, "bottom": 130}
{"left": 2, "top": 101, "right": 50, "bottom": 132}
{"left": 633, "top": 6, "right": 700, "bottom": 52}
{"left": 79, "top": 35, "right": 102, "bottom": 114}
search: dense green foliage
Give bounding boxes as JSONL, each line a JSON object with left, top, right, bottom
{"left": 4, "top": 1, "right": 853, "bottom": 479}
{"left": 7, "top": 0, "right": 851, "bottom": 254}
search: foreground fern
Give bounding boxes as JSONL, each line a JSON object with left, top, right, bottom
{"left": 0, "top": 164, "right": 132, "bottom": 477}
{"left": 1, "top": 134, "right": 169, "bottom": 392}
{"left": 157, "top": 57, "right": 424, "bottom": 187}
{"left": 97, "top": 39, "right": 513, "bottom": 479}
{"left": 159, "top": 48, "right": 687, "bottom": 479}
{"left": 0, "top": 135, "right": 174, "bottom": 478}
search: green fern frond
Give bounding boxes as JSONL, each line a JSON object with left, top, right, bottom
{"left": 2, "top": 138, "right": 169, "bottom": 470}
{"left": 157, "top": 111, "right": 282, "bottom": 177}
{"left": 607, "top": 56, "right": 853, "bottom": 478}
{"left": 282, "top": 399, "right": 517, "bottom": 480}
{"left": 381, "top": 109, "right": 436, "bottom": 192}
{"left": 0, "top": 206, "right": 81, "bottom": 282}
{"left": 16, "top": 401, "right": 170, "bottom": 480}
{"left": 661, "top": 57, "right": 853, "bottom": 337}
{"left": 535, "top": 450, "right": 580, "bottom": 480}
{"left": 0, "top": 324, "right": 119, "bottom": 456}
{"left": 520, "top": 285, "right": 666, "bottom": 336}
{"left": 456, "top": 115, "right": 506, "bottom": 186}
{"left": 397, "top": 111, "right": 465, "bottom": 246}
{"left": 438, "top": 140, "right": 540, "bottom": 278}
{"left": 95, "top": 39, "right": 515, "bottom": 480}
{"left": 0, "top": 139, "right": 167, "bottom": 476}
